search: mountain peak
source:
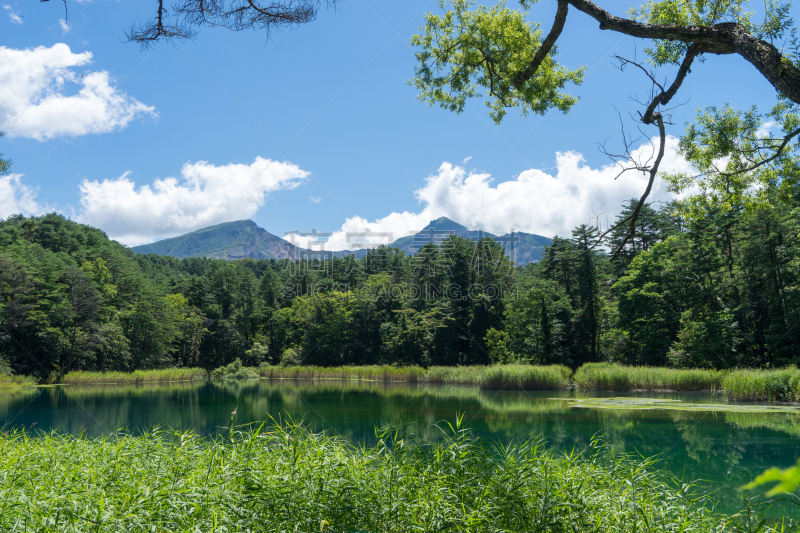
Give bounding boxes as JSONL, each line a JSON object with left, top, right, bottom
{"left": 421, "top": 216, "right": 467, "bottom": 232}
{"left": 132, "top": 219, "right": 293, "bottom": 260}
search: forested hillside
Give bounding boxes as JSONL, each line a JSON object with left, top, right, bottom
{"left": 0, "top": 194, "right": 798, "bottom": 380}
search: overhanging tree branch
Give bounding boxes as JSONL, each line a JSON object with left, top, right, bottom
{"left": 563, "top": 0, "right": 800, "bottom": 105}
{"left": 514, "top": 0, "right": 570, "bottom": 87}
{"left": 124, "top": 0, "right": 338, "bottom": 47}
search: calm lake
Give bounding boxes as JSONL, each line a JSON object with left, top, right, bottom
{"left": 2, "top": 379, "right": 800, "bottom": 517}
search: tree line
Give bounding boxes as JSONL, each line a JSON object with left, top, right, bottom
{"left": 0, "top": 195, "right": 797, "bottom": 379}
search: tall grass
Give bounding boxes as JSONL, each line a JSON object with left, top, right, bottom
{"left": 0, "top": 420, "right": 769, "bottom": 532}
{"left": 256, "top": 364, "right": 427, "bottom": 382}
{"left": 0, "top": 374, "right": 37, "bottom": 390}
{"left": 574, "top": 363, "right": 725, "bottom": 391}
{"left": 63, "top": 368, "right": 207, "bottom": 384}
{"left": 256, "top": 364, "right": 571, "bottom": 390}
{"left": 478, "top": 364, "right": 571, "bottom": 390}
{"left": 59, "top": 364, "right": 800, "bottom": 399}
{"left": 723, "top": 367, "right": 800, "bottom": 401}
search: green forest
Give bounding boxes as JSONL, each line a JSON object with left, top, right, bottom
{"left": 1, "top": 190, "right": 798, "bottom": 380}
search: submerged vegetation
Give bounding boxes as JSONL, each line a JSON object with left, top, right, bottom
{"left": 0, "top": 420, "right": 785, "bottom": 532}
{"left": 558, "top": 397, "right": 800, "bottom": 414}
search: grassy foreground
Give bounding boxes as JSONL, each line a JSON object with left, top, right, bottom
{"left": 0, "top": 421, "right": 777, "bottom": 532}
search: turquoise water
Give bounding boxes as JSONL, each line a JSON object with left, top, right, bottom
{"left": 2, "top": 379, "right": 800, "bottom": 517}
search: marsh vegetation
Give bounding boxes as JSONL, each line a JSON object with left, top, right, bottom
{"left": 0, "top": 420, "right": 790, "bottom": 532}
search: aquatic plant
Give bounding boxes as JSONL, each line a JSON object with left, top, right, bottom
{"left": 62, "top": 368, "right": 207, "bottom": 384}
{"left": 256, "top": 363, "right": 427, "bottom": 382}
{"left": 0, "top": 374, "right": 37, "bottom": 390}
{"left": 723, "top": 367, "right": 800, "bottom": 402}
{"left": 0, "top": 420, "right": 772, "bottom": 532}
{"left": 478, "top": 364, "right": 571, "bottom": 390}
{"left": 557, "top": 397, "right": 800, "bottom": 414}
{"left": 573, "top": 363, "right": 724, "bottom": 391}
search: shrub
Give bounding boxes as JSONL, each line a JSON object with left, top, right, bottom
{"left": 210, "top": 359, "right": 258, "bottom": 380}
{"left": 279, "top": 347, "right": 302, "bottom": 367}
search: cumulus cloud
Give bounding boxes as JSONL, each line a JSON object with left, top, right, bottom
{"left": 3, "top": 5, "right": 22, "bottom": 24}
{"left": 0, "top": 174, "right": 47, "bottom": 218}
{"left": 0, "top": 43, "right": 155, "bottom": 140}
{"left": 78, "top": 157, "right": 309, "bottom": 246}
{"left": 312, "top": 137, "right": 694, "bottom": 251}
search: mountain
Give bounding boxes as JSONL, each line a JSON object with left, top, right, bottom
{"left": 131, "top": 220, "right": 299, "bottom": 260}
{"left": 380, "top": 217, "right": 551, "bottom": 264}
{"left": 132, "top": 217, "right": 552, "bottom": 265}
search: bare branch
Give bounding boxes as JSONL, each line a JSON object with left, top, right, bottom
{"left": 611, "top": 113, "right": 666, "bottom": 260}
{"left": 126, "top": 0, "right": 338, "bottom": 47}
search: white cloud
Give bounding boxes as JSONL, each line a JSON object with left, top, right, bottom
{"left": 756, "top": 121, "right": 778, "bottom": 139}
{"left": 0, "top": 43, "right": 155, "bottom": 140}
{"left": 58, "top": 19, "right": 70, "bottom": 34}
{"left": 313, "top": 137, "right": 694, "bottom": 251}
{"left": 0, "top": 174, "right": 47, "bottom": 218}
{"left": 78, "top": 157, "right": 309, "bottom": 246}
{"left": 3, "top": 5, "right": 22, "bottom": 24}
{"left": 309, "top": 196, "right": 322, "bottom": 204}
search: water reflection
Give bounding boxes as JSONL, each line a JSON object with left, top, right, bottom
{"left": 1, "top": 379, "right": 799, "bottom": 516}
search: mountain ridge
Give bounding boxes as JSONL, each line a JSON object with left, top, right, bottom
{"left": 132, "top": 217, "right": 552, "bottom": 264}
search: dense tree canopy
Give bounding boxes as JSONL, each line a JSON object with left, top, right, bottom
{"left": 0, "top": 200, "right": 797, "bottom": 379}
{"left": 411, "top": 0, "right": 800, "bottom": 252}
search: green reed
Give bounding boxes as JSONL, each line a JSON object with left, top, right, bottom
{"left": 0, "top": 374, "right": 36, "bottom": 390}
{"left": 0, "top": 420, "right": 773, "bottom": 532}
{"left": 256, "top": 364, "right": 427, "bottom": 382}
{"left": 63, "top": 368, "right": 207, "bottom": 384}
{"left": 255, "top": 364, "right": 571, "bottom": 390}
{"left": 573, "top": 363, "right": 725, "bottom": 391}
{"left": 723, "top": 367, "right": 800, "bottom": 402}
{"left": 478, "top": 364, "right": 571, "bottom": 390}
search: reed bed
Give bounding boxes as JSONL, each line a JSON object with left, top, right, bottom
{"left": 419, "top": 365, "right": 487, "bottom": 384}
{"left": 60, "top": 364, "right": 800, "bottom": 400}
{"left": 573, "top": 363, "right": 725, "bottom": 391}
{"left": 723, "top": 367, "right": 800, "bottom": 402}
{"left": 477, "top": 364, "right": 572, "bottom": 390}
{"left": 63, "top": 368, "right": 207, "bottom": 384}
{"left": 0, "top": 421, "right": 764, "bottom": 532}
{"left": 256, "top": 364, "right": 572, "bottom": 390}
{"left": 256, "top": 364, "right": 427, "bottom": 382}
{"left": 0, "top": 374, "right": 36, "bottom": 390}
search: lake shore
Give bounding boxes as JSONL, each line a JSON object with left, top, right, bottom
{"left": 17, "top": 363, "right": 800, "bottom": 403}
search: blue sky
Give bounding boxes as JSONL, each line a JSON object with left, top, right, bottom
{"left": 0, "top": 0, "right": 793, "bottom": 249}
